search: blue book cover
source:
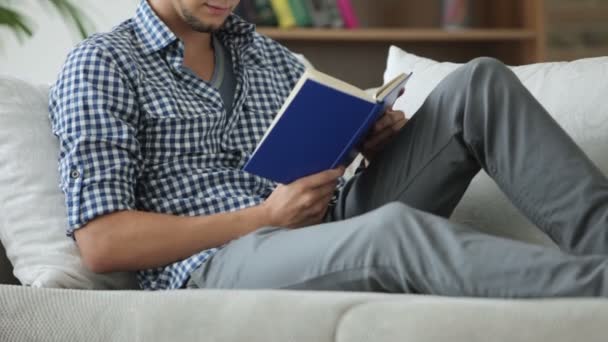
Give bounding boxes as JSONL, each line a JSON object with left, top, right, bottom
{"left": 243, "top": 69, "right": 411, "bottom": 184}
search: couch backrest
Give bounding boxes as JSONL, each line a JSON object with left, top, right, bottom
{"left": 384, "top": 48, "right": 608, "bottom": 245}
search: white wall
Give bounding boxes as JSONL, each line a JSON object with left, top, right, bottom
{"left": 0, "top": 0, "right": 140, "bottom": 84}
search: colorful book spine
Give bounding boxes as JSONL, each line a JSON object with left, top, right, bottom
{"left": 324, "top": 0, "right": 344, "bottom": 28}
{"left": 254, "top": 0, "right": 278, "bottom": 26}
{"left": 302, "top": 0, "right": 343, "bottom": 28}
{"left": 336, "top": 0, "right": 359, "bottom": 29}
{"left": 302, "top": 0, "right": 329, "bottom": 27}
{"left": 441, "top": 0, "right": 473, "bottom": 29}
{"left": 270, "top": 0, "right": 298, "bottom": 28}
{"left": 288, "top": 0, "right": 313, "bottom": 27}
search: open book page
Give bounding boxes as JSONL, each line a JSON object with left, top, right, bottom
{"left": 374, "top": 72, "right": 412, "bottom": 102}
{"left": 305, "top": 68, "right": 372, "bottom": 102}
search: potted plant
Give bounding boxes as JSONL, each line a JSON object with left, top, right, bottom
{"left": 0, "top": 0, "right": 91, "bottom": 41}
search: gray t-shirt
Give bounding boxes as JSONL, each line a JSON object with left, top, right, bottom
{"left": 210, "top": 35, "right": 236, "bottom": 117}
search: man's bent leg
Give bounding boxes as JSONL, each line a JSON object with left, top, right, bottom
{"left": 188, "top": 202, "right": 608, "bottom": 297}
{"left": 333, "top": 58, "right": 608, "bottom": 255}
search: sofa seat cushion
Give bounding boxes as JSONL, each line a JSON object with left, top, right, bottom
{"left": 337, "top": 296, "right": 608, "bottom": 342}
{"left": 1, "top": 286, "right": 607, "bottom": 342}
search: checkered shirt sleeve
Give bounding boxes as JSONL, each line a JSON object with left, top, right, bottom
{"left": 49, "top": 42, "right": 141, "bottom": 236}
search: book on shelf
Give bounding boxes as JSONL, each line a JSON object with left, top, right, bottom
{"left": 243, "top": 69, "right": 412, "bottom": 184}
{"left": 288, "top": 0, "right": 314, "bottom": 27}
{"left": 244, "top": 0, "right": 349, "bottom": 29}
{"left": 254, "top": 0, "right": 279, "bottom": 26}
{"left": 441, "top": 0, "right": 474, "bottom": 29}
{"left": 270, "top": 0, "right": 298, "bottom": 28}
{"left": 303, "top": 0, "right": 343, "bottom": 28}
{"left": 336, "top": 0, "right": 359, "bottom": 29}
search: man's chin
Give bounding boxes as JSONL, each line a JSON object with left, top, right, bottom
{"left": 182, "top": 7, "right": 229, "bottom": 33}
{"left": 185, "top": 18, "right": 226, "bottom": 33}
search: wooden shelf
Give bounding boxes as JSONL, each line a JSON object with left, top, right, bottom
{"left": 547, "top": 4, "right": 608, "bottom": 22}
{"left": 264, "top": 0, "right": 545, "bottom": 88}
{"left": 257, "top": 28, "right": 538, "bottom": 42}
{"left": 548, "top": 47, "right": 608, "bottom": 62}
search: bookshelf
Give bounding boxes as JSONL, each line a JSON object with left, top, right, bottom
{"left": 545, "top": 0, "right": 608, "bottom": 61}
{"left": 258, "top": 28, "right": 538, "bottom": 42}
{"left": 256, "top": 0, "right": 546, "bottom": 88}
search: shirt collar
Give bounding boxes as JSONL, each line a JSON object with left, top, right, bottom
{"left": 134, "top": 0, "right": 256, "bottom": 55}
{"left": 134, "top": 0, "right": 177, "bottom": 55}
{"left": 216, "top": 13, "right": 256, "bottom": 46}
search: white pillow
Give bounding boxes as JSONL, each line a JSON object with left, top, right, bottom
{"left": 0, "top": 76, "right": 138, "bottom": 289}
{"left": 384, "top": 46, "right": 608, "bottom": 244}
{"left": 384, "top": 46, "right": 608, "bottom": 143}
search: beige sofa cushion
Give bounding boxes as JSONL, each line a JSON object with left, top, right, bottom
{"left": 337, "top": 297, "right": 608, "bottom": 342}
{"left": 1, "top": 286, "right": 607, "bottom": 342}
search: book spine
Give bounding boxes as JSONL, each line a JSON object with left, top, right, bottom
{"left": 254, "top": 0, "right": 278, "bottom": 26}
{"left": 302, "top": 0, "right": 343, "bottom": 28}
{"left": 303, "top": 0, "right": 329, "bottom": 27}
{"left": 289, "top": 0, "right": 314, "bottom": 27}
{"left": 325, "top": 0, "right": 344, "bottom": 28}
{"left": 332, "top": 102, "right": 385, "bottom": 168}
{"left": 441, "top": 0, "right": 474, "bottom": 29}
{"left": 336, "top": 0, "right": 359, "bottom": 29}
{"left": 270, "top": 0, "right": 298, "bottom": 28}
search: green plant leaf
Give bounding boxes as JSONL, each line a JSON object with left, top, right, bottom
{"left": 0, "top": 5, "right": 34, "bottom": 41}
{"left": 46, "top": 0, "right": 93, "bottom": 39}
{"left": 0, "top": 0, "right": 93, "bottom": 44}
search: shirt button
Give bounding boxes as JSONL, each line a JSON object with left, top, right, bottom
{"left": 70, "top": 170, "right": 81, "bottom": 179}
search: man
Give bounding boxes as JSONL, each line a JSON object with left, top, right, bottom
{"left": 50, "top": 0, "right": 608, "bottom": 296}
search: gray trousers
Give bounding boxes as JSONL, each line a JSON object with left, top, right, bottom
{"left": 187, "top": 58, "right": 608, "bottom": 297}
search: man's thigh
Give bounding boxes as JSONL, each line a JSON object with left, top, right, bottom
{"left": 187, "top": 203, "right": 415, "bottom": 292}
{"left": 186, "top": 201, "right": 608, "bottom": 297}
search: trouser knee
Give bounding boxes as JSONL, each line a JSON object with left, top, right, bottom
{"left": 356, "top": 202, "right": 415, "bottom": 252}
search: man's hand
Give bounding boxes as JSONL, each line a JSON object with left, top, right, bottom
{"left": 261, "top": 167, "right": 345, "bottom": 228}
{"left": 361, "top": 109, "right": 408, "bottom": 161}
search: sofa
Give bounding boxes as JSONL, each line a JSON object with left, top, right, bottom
{"left": 1, "top": 47, "right": 607, "bottom": 341}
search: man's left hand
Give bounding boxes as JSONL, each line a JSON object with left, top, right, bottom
{"left": 360, "top": 109, "right": 408, "bottom": 161}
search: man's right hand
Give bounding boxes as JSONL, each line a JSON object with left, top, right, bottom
{"left": 261, "top": 167, "right": 345, "bottom": 228}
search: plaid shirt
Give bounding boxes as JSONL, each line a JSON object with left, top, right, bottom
{"left": 49, "top": 0, "right": 305, "bottom": 290}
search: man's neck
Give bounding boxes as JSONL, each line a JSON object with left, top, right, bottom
{"left": 148, "top": 0, "right": 215, "bottom": 80}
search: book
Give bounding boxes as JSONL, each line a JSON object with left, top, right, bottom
{"left": 270, "top": 0, "right": 297, "bottom": 28}
{"left": 243, "top": 70, "right": 412, "bottom": 184}
{"left": 253, "top": 0, "right": 278, "bottom": 26}
{"left": 303, "top": 0, "right": 343, "bottom": 28}
{"left": 441, "top": 0, "right": 474, "bottom": 29}
{"left": 336, "top": 0, "right": 359, "bottom": 29}
{"left": 288, "top": 0, "right": 314, "bottom": 27}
